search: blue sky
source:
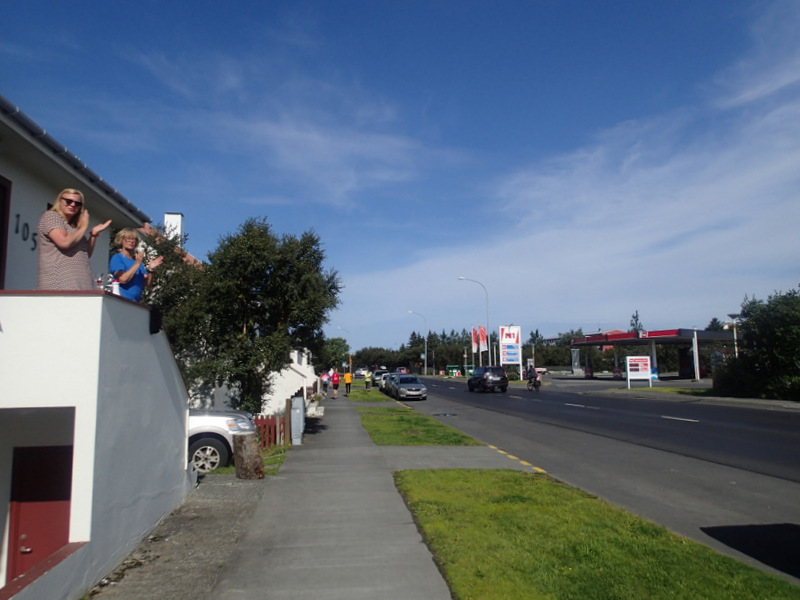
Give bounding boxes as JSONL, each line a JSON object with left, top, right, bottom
{"left": 4, "top": 1, "right": 799, "bottom": 351}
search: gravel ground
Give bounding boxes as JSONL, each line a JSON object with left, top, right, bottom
{"left": 84, "top": 474, "right": 267, "bottom": 600}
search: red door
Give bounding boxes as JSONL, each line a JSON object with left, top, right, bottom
{"left": 6, "top": 446, "right": 73, "bottom": 581}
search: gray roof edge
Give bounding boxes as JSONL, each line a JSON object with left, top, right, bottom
{"left": 0, "top": 93, "right": 152, "bottom": 224}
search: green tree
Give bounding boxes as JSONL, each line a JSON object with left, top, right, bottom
{"left": 528, "top": 329, "right": 544, "bottom": 346}
{"left": 715, "top": 290, "right": 800, "bottom": 401}
{"left": 139, "top": 225, "right": 206, "bottom": 379}
{"left": 319, "top": 337, "right": 350, "bottom": 372}
{"left": 705, "top": 317, "right": 725, "bottom": 331}
{"left": 354, "top": 347, "right": 398, "bottom": 370}
{"left": 203, "top": 219, "right": 340, "bottom": 411}
{"left": 147, "top": 218, "right": 341, "bottom": 413}
{"left": 557, "top": 328, "right": 584, "bottom": 346}
{"left": 527, "top": 328, "right": 584, "bottom": 368}
{"left": 629, "top": 310, "right": 644, "bottom": 333}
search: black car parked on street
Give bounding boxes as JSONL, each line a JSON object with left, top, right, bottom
{"left": 467, "top": 366, "right": 509, "bottom": 393}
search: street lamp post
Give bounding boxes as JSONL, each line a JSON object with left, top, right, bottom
{"left": 458, "top": 276, "right": 491, "bottom": 366}
{"left": 727, "top": 313, "right": 740, "bottom": 359}
{"left": 408, "top": 310, "right": 428, "bottom": 376}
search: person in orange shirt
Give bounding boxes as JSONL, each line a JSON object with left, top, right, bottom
{"left": 344, "top": 370, "right": 353, "bottom": 396}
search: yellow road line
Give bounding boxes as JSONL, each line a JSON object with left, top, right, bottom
{"left": 490, "top": 445, "right": 547, "bottom": 474}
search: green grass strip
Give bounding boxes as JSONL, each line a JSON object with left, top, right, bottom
{"left": 621, "top": 387, "right": 721, "bottom": 398}
{"left": 346, "top": 387, "right": 392, "bottom": 402}
{"left": 395, "top": 469, "right": 799, "bottom": 599}
{"left": 356, "top": 406, "right": 482, "bottom": 446}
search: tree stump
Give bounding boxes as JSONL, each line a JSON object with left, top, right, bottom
{"left": 233, "top": 432, "right": 264, "bottom": 479}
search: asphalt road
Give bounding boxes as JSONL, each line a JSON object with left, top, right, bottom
{"left": 408, "top": 376, "right": 800, "bottom": 585}
{"left": 431, "top": 378, "right": 800, "bottom": 482}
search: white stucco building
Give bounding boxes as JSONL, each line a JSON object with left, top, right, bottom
{"left": 0, "top": 94, "right": 193, "bottom": 600}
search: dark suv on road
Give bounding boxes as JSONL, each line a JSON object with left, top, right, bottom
{"left": 467, "top": 366, "right": 509, "bottom": 393}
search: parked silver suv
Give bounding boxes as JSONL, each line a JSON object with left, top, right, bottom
{"left": 188, "top": 409, "right": 257, "bottom": 473}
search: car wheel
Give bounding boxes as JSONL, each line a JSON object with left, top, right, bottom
{"left": 189, "top": 438, "right": 230, "bottom": 474}
{"left": 500, "top": 386, "right": 508, "bottom": 393}
{"left": 468, "top": 383, "right": 474, "bottom": 392}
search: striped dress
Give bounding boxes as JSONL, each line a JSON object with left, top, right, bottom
{"left": 37, "top": 210, "right": 94, "bottom": 290}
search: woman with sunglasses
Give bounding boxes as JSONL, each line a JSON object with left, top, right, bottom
{"left": 109, "top": 228, "right": 164, "bottom": 301}
{"left": 37, "top": 188, "right": 111, "bottom": 290}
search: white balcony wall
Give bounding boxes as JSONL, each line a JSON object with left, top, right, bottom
{"left": 0, "top": 292, "right": 192, "bottom": 600}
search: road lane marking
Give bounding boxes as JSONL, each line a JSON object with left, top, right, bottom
{"left": 661, "top": 415, "right": 699, "bottom": 423}
{"left": 563, "top": 402, "right": 602, "bottom": 410}
{"left": 519, "top": 460, "right": 547, "bottom": 472}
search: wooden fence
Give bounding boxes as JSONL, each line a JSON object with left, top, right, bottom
{"left": 254, "top": 414, "right": 287, "bottom": 449}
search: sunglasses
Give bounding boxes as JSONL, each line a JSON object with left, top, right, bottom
{"left": 61, "top": 197, "right": 83, "bottom": 208}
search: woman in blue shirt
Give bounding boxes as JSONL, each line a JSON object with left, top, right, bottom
{"left": 109, "top": 228, "right": 163, "bottom": 301}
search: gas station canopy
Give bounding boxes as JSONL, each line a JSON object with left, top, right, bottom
{"left": 571, "top": 328, "right": 734, "bottom": 347}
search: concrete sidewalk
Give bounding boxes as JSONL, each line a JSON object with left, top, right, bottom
{"left": 207, "top": 396, "right": 528, "bottom": 600}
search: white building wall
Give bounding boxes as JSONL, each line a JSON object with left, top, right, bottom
{"left": 0, "top": 294, "right": 102, "bottom": 550}
{"left": 2, "top": 166, "right": 56, "bottom": 290}
{"left": 260, "top": 348, "right": 319, "bottom": 416}
{"left": 0, "top": 293, "right": 192, "bottom": 600}
{"left": 1, "top": 145, "right": 119, "bottom": 293}
{"left": 0, "top": 96, "right": 185, "bottom": 599}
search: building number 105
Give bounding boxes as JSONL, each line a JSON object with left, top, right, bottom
{"left": 14, "top": 214, "right": 37, "bottom": 251}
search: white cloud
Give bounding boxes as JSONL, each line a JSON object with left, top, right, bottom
{"left": 241, "top": 117, "right": 428, "bottom": 204}
{"left": 713, "top": 0, "right": 800, "bottom": 108}
{"left": 332, "top": 3, "right": 800, "bottom": 348}
{"left": 112, "top": 41, "right": 460, "bottom": 207}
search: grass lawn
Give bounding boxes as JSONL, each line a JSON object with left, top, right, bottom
{"left": 344, "top": 378, "right": 797, "bottom": 596}
{"left": 346, "top": 387, "right": 392, "bottom": 402}
{"left": 355, "top": 405, "right": 482, "bottom": 446}
{"left": 396, "top": 469, "right": 800, "bottom": 600}
{"left": 626, "top": 386, "right": 722, "bottom": 398}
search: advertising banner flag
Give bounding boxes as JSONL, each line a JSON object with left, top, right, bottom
{"left": 471, "top": 328, "right": 478, "bottom": 353}
{"left": 478, "top": 326, "right": 488, "bottom": 352}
